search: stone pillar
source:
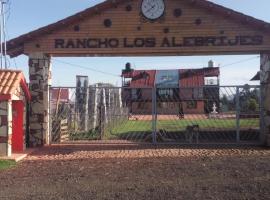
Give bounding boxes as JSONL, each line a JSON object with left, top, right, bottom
{"left": 0, "top": 100, "right": 12, "bottom": 156}
{"left": 260, "top": 53, "right": 270, "bottom": 146}
{"left": 28, "top": 53, "right": 51, "bottom": 147}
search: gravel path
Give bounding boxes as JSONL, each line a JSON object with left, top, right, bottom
{"left": 0, "top": 144, "right": 269, "bottom": 200}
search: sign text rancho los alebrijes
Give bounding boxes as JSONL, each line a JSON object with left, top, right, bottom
{"left": 55, "top": 35, "right": 263, "bottom": 49}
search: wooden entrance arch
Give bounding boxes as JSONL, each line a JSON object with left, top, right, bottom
{"left": 6, "top": 0, "right": 270, "bottom": 146}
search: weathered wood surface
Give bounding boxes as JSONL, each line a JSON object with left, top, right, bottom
{"left": 22, "top": 0, "right": 270, "bottom": 56}
{"left": 60, "top": 119, "right": 69, "bottom": 142}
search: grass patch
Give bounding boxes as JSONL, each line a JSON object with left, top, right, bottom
{"left": 108, "top": 118, "right": 259, "bottom": 136}
{"left": 0, "top": 160, "right": 16, "bottom": 170}
{"left": 68, "top": 118, "right": 259, "bottom": 140}
{"left": 70, "top": 129, "right": 99, "bottom": 140}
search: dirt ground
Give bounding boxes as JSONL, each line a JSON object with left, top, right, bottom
{"left": 0, "top": 144, "right": 269, "bottom": 200}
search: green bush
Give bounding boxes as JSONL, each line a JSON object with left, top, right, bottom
{"left": 69, "top": 129, "right": 99, "bottom": 140}
{"left": 248, "top": 98, "right": 259, "bottom": 112}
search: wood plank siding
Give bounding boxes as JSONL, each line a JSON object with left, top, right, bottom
{"left": 7, "top": 0, "right": 270, "bottom": 57}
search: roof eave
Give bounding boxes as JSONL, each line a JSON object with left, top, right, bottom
{"left": 6, "top": 0, "right": 270, "bottom": 57}
{"left": 6, "top": 0, "right": 127, "bottom": 56}
{"left": 20, "top": 78, "right": 31, "bottom": 101}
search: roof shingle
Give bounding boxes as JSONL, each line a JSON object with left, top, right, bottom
{"left": 0, "top": 70, "right": 31, "bottom": 100}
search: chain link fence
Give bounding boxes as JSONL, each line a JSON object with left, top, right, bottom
{"left": 49, "top": 85, "right": 261, "bottom": 144}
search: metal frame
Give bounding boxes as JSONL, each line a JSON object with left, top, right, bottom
{"left": 49, "top": 85, "right": 262, "bottom": 145}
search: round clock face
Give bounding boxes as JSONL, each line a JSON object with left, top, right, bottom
{"left": 141, "top": 0, "right": 165, "bottom": 20}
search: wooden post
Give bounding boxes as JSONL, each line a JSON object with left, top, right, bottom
{"left": 98, "top": 104, "right": 105, "bottom": 140}
{"left": 55, "top": 88, "right": 62, "bottom": 116}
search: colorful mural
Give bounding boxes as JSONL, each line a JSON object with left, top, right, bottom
{"left": 155, "top": 70, "right": 179, "bottom": 88}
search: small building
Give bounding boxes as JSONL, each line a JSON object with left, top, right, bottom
{"left": 122, "top": 62, "right": 220, "bottom": 115}
{"left": 0, "top": 70, "right": 31, "bottom": 157}
{"left": 51, "top": 88, "right": 70, "bottom": 103}
{"left": 50, "top": 88, "right": 70, "bottom": 111}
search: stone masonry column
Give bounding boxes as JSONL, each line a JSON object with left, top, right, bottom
{"left": 28, "top": 53, "right": 51, "bottom": 147}
{"left": 260, "top": 53, "right": 270, "bottom": 146}
{"left": 0, "top": 100, "right": 12, "bottom": 156}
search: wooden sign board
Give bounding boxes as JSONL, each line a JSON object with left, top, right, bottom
{"left": 9, "top": 0, "right": 270, "bottom": 57}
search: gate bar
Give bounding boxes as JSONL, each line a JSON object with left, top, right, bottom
{"left": 236, "top": 86, "right": 240, "bottom": 143}
{"left": 152, "top": 87, "right": 157, "bottom": 144}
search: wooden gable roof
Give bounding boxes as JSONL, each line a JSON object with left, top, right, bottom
{"left": 7, "top": 0, "right": 270, "bottom": 57}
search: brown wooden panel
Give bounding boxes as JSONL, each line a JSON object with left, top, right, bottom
{"left": 23, "top": 0, "right": 270, "bottom": 56}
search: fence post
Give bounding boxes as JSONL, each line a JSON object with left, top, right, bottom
{"left": 98, "top": 104, "right": 105, "bottom": 140}
{"left": 84, "top": 86, "right": 89, "bottom": 131}
{"left": 152, "top": 87, "right": 157, "bottom": 144}
{"left": 259, "top": 85, "right": 265, "bottom": 144}
{"left": 48, "top": 88, "right": 52, "bottom": 145}
{"left": 236, "top": 86, "right": 240, "bottom": 143}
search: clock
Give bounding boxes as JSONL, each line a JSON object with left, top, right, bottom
{"left": 141, "top": 0, "right": 165, "bottom": 20}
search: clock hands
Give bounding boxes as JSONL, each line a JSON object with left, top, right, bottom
{"left": 141, "top": 0, "right": 164, "bottom": 20}
{"left": 146, "top": 4, "right": 156, "bottom": 14}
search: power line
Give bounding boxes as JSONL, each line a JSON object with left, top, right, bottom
{"left": 0, "top": 0, "right": 8, "bottom": 69}
{"left": 11, "top": 56, "right": 17, "bottom": 69}
{"left": 220, "top": 56, "right": 259, "bottom": 68}
{"left": 52, "top": 58, "right": 121, "bottom": 77}
{"left": 53, "top": 55, "right": 259, "bottom": 76}
{"left": 5, "top": 0, "right": 11, "bottom": 22}
{"left": 4, "top": 0, "right": 16, "bottom": 70}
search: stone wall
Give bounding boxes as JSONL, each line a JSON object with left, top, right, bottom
{"left": 0, "top": 86, "right": 29, "bottom": 156}
{"left": 260, "top": 53, "right": 270, "bottom": 146}
{"left": 0, "top": 100, "right": 12, "bottom": 156}
{"left": 28, "top": 53, "right": 51, "bottom": 147}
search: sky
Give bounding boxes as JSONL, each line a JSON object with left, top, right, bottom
{"left": 5, "top": 0, "right": 270, "bottom": 86}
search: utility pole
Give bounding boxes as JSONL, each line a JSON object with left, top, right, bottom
{"left": 0, "top": 0, "right": 7, "bottom": 69}
{"left": 0, "top": 0, "right": 3, "bottom": 69}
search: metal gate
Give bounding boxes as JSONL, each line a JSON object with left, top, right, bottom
{"left": 49, "top": 85, "right": 262, "bottom": 144}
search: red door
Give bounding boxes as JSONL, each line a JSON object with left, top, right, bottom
{"left": 12, "top": 101, "right": 24, "bottom": 152}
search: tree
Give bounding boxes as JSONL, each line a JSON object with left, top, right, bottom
{"left": 239, "top": 87, "right": 260, "bottom": 113}
{"left": 248, "top": 98, "right": 259, "bottom": 112}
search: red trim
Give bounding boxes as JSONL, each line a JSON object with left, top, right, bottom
{"left": 20, "top": 78, "right": 31, "bottom": 101}
{"left": 0, "top": 70, "right": 31, "bottom": 101}
{"left": 0, "top": 94, "right": 11, "bottom": 100}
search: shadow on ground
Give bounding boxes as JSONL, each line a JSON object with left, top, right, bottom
{"left": 29, "top": 142, "right": 269, "bottom": 157}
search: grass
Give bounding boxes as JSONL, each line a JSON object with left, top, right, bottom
{"left": 0, "top": 160, "right": 16, "bottom": 170}
{"left": 70, "top": 129, "right": 99, "bottom": 140}
{"left": 108, "top": 118, "right": 260, "bottom": 135}
{"left": 69, "top": 118, "right": 260, "bottom": 140}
